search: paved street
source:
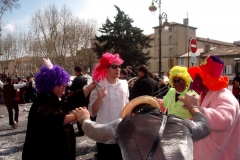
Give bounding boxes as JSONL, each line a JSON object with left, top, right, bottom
{"left": 0, "top": 103, "right": 97, "bottom": 160}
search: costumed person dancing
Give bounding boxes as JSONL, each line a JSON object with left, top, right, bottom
{"left": 179, "top": 55, "right": 240, "bottom": 160}
{"left": 22, "top": 58, "right": 95, "bottom": 160}
{"left": 161, "top": 66, "right": 199, "bottom": 119}
{"left": 73, "top": 95, "right": 210, "bottom": 160}
{"left": 0, "top": 77, "right": 30, "bottom": 129}
{"left": 88, "top": 52, "right": 129, "bottom": 160}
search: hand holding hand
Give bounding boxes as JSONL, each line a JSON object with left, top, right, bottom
{"left": 178, "top": 92, "right": 199, "bottom": 109}
{"left": 72, "top": 107, "right": 90, "bottom": 123}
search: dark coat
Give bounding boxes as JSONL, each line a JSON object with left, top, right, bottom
{"left": 69, "top": 74, "right": 88, "bottom": 92}
{"left": 129, "top": 75, "right": 159, "bottom": 100}
{"left": 68, "top": 74, "right": 88, "bottom": 110}
{"left": 22, "top": 91, "right": 76, "bottom": 160}
{"left": 3, "top": 84, "right": 16, "bottom": 100}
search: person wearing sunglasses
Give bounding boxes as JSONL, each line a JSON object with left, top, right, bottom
{"left": 161, "top": 66, "right": 199, "bottom": 119}
{"left": 88, "top": 52, "right": 129, "bottom": 160}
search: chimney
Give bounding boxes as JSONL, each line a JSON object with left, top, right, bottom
{"left": 183, "top": 18, "right": 189, "bottom": 26}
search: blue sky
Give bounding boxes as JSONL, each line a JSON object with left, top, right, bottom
{"left": 2, "top": 0, "right": 240, "bottom": 43}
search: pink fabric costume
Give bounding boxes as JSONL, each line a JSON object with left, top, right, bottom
{"left": 188, "top": 56, "right": 240, "bottom": 160}
{"left": 194, "top": 89, "right": 240, "bottom": 160}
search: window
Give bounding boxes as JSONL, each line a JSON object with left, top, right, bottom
{"left": 169, "top": 36, "right": 173, "bottom": 44}
{"left": 233, "top": 65, "right": 236, "bottom": 74}
{"left": 169, "top": 27, "right": 172, "bottom": 32}
{"left": 169, "top": 48, "right": 172, "bottom": 57}
{"left": 180, "top": 58, "right": 185, "bottom": 65}
{"left": 224, "top": 65, "right": 233, "bottom": 74}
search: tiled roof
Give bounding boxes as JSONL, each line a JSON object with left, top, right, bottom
{"left": 206, "top": 46, "right": 240, "bottom": 56}
{"left": 196, "top": 37, "right": 234, "bottom": 46}
{"left": 180, "top": 47, "right": 216, "bottom": 57}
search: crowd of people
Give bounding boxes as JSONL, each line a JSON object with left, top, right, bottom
{"left": 0, "top": 75, "right": 37, "bottom": 104}
{"left": 1, "top": 53, "right": 239, "bottom": 160}
{"left": 0, "top": 75, "right": 37, "bottom": 129}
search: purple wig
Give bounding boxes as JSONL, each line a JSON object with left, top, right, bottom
{"left": 35, "top": 65, "right": 70, "bottom": 93}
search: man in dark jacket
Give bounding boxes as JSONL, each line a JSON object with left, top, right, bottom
{"left": 119, "top": 69, "right": 131, "bottom": 81}
{"left": 129, "top": 65, "right": 159, "bottom": 100}
{"left": 68, "top": 66, "right": 88, "bottom": 136}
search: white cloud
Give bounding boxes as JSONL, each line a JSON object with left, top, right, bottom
{"left": 4, "top": 24, "right": 15, "bottom": 33}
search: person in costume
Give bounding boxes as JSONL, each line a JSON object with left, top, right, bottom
{"left": 73, "top": 95, "right": 210, "bottom": 160}
{"left": 22, "top": 58, "right": 95, "bottom": 160}
{"left": 88, "top": 52, "right": 129, "bottom": 160}
{"left": 0, "top": 77, "right": 30, "bottom": 129}
{"left": 161, "top": 66, "right": 199, "bottom": 119}
{"left": 232, "top": 72, "right": 240, "bottom": 102}
{"left": 179, "top": 55, "right": 240, "bottom": 160}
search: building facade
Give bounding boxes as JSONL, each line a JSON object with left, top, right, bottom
{"left": 145, "top": 18, "right": 236, "bottom": 77}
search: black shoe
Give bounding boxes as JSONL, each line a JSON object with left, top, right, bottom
{"left": 11, "top": 125, "right": 17, "bottom": 130}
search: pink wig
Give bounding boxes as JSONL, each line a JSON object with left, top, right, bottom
{"left": 93, "top": 52, "right": 123, "bottom": 82}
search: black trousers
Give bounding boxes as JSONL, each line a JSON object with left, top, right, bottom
{"left": 19, "top": 93, "right": 25, "bottom": 104}
{"left": 96, "top": 143, "right": 123, "bottom": 160}
{"left": 76, "top": 122, "right": 84, "bottom": 136}
{"left": 5, "top": 99, "right": 19, "bottom": 125}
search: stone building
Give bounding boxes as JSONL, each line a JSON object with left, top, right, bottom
{"left": 144, "top": 18, "right": 236, "bottom": 76}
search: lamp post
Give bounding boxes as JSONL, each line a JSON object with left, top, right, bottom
{"left": 149, "top": 0, "right": 170, "bottom": 79}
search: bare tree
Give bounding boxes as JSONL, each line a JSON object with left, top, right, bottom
{"left": 0, "top": 0, "right": 20, "bottom": 54}
{"left": 15, "top": 31, "right": 43, "bottom": 76}
{"left": 0, "top": 3, "right": 97, "bottom": 76}
{"left": 29, "top": 4, "right": 97, "bottom": 72}
{"left": 0, "top": 0, "right": 20, "bottom": 18}
{"left": 0, "top": 33, "right": 17, "bottom": 75}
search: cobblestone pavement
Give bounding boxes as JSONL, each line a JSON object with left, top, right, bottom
{"left": 0, "top": 103, "right": 97, "bottom": 160}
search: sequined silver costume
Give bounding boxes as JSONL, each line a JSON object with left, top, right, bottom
{"left": 82, "top": 112, "right": 210, "bottom": 160}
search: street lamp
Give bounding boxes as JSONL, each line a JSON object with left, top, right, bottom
{"left": 149, "top": 0, "right": 170, "bottom": 79}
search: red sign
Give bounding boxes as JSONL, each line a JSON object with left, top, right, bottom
{"left": 190, "top": 38, "right": 197, "bottom": 53}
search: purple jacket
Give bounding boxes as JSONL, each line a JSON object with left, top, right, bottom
{"left": 194, "top": 88, "right": 240, "bottom": 160}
